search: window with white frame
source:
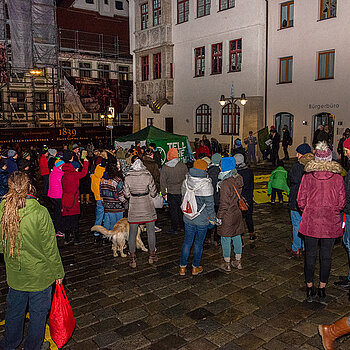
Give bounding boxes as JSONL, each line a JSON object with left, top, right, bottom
{"left": 196, "top": 104, "right": 212, "bottom": 134}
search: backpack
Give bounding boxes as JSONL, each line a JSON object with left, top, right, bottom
{"left": 181, "top": 179, "right": 206, "bottom": 220}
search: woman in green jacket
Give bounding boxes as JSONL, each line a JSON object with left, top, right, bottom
{"left": 268, "top": 160, "right": 290, "bottom": 203}
{"left": 0, "top": 171, "right": 65, "bottom": 350}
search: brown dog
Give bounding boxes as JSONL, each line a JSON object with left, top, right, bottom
{"left": 91, "top": 218, "right": 148, "bottom": 257}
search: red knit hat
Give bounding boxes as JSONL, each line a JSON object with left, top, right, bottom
{"left": 343, "top": 137, "right": 350, "bottom": 151}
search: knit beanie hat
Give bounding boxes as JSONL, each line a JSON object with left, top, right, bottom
{"left": 72, "top": 144, "right": 79, "bottom": 150}
{"left": 233, "top": 153, "right": 245, "bottom": 166}
{"left": 167, "top": 148, "right": 178, "bottom": 160}
{"left": 23, "top": 152, "right": 30, "bottom": 159}
{"left": 343, "top": 137, "right": 350, "bottom": 151}
{"left": 211, "top": 153, "right": 222, "bottom": 165}
{"left": 220, "top": 157, "right": 236, "bottom": 172}
{"left": 201, "top": 157, "right": 211, "bottom": 165}
{"left": 315, "top": 141, "right": 332, "bottom": 162}
{"left": 8, "top": 150, "right": 16, "bottom": 158}
{"left": 296, "top": 143, "right": 312, "bottom": 155}
{"left": 55, "top": 160, "right": 65, "bottom": 168}
{"left": 234, "top": 139, "right": 242, "bottom": 147}
{"left": 63, "top": 150, "right": 73, "bottom": 162}
{"left": 48, "top": 148, "right": 57, "bottom": 157}
{"left": 193, "top": 159, "right": 208, "bottom": 171}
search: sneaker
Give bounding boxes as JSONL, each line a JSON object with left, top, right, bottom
{"left": 179, "top": 266, "right": 186, "bottom": 276}
{"left": 56, "top": 231, "right": 64, "bottom": 238}
{"left": 155, "top": 226, "right": 162, "bottom": 233}
{"left": 249, "top": 234, "right": 257, "bottom": 241}
{"left": 220, "top": 261, "right": 231, "bottom": 273}
{"left": 231, "top": 260, "right": 242, "bottom": 270}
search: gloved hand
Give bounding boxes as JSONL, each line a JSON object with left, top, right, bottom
{"left": 215, "top": 217, "right": 222, "bottom": 226}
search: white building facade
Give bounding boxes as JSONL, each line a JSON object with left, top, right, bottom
{"left": 267, "top": 0, "right": 349, "bottom": 152}
{"left": 130, "top": 0, "right": 266, "bottom": 147}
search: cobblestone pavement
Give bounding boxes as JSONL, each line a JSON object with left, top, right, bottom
{"left": 1, "top": 202, "right": 350, "bottom": 350}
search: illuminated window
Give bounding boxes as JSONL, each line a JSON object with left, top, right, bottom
{"left": 212, "top": 43, "right": 222, "bottom": 74}
{"left": 229, "top": 39, "right": 242, "bottom": 72}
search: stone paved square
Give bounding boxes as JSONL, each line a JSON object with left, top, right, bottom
{"left": 1, "top": 202, "right": 350, "bottom": 349}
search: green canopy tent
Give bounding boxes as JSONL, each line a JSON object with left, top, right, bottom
{"left": 115, "top": 126, "right": 193, "bottom": 165}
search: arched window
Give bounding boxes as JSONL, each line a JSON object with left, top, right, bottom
{"left": 196, "top": 104, "right": 212, "bottom": 134}
{"left": 275, "top": 112, "right": 294, "bottom": 138}
{"left": 221, "top": 103, "right": 240, "bottom": 135}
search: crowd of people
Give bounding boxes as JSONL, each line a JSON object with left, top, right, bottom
{"left": 1, "top": 128, "right": 350, "bottom": 349}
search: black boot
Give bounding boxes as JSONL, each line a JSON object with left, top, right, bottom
{"left": 318, "top": 287, "right": 326, "bottom": 300}
{"left": 73, "top": 231, "right": 83, "bottom": 245}
{"left": 64, "top": 232, "right": 72, "bottom": 245}
{"left": 306, "top": 286, "right": 315, "bottom": 303}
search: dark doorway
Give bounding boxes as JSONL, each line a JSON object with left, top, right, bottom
{"left": 313, "top": 112, "right": 335, "bottom": 148}
{"left": 165, "top": 117, "right": 173, "bottom": 133}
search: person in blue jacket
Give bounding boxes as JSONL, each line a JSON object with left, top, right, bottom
{"left": 6, "top": 150, "right": 18, "bottom": 174}
{"left": 0, "top": 159, "right": 9, "bottom": 201}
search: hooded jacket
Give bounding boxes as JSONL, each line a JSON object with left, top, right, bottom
{"left": 236, "top": 164, "right": 254, "bottom": 213}
{"left": 297, "top": 160, "right": 346, "bottom": 239}
{"left": 268, "top": 166, "right": 290, "bottom": 195}
{"left": 217, "top": 173, "right": 245, "bottom": 237}
{"left": 207, "top": 164, "right": 220, "bottom": 206}
{"left": 0, "top": 168, "right": 9, "bottom": 199}
{"left": 160, "top": 159, "right": 188, "bottom": 195}
{"left": 91, "top": 164, "right": 106, "bottom": 201}
{"left": 288, "top": 153, "right": 314, "bottom": 212}
{"left": 142, "top": 156, "right": 160, "bottom": 192}
{"left": 124, "top": 159, "right": 157, "bottom": 224}
{"left": 182, "top": 167, "right": 215, "bottom": 227}
{"left": 6, "top": 157, "right": 17, "bottom": 174}
{"left": 48, "top": 166, "right": 64, "bottom": 199}
{"left": 0, "top": 197, "right": 64, "bottom": 292}
{"left": 61, "top": 161, "right": 88, "bottom": 216}
{"left": 39, "top": 154, "right": 49, "bottom": 176}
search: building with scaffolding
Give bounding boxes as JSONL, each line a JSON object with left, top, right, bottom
{"left": 0, "top": 0, "right": 133, "bottom": 144}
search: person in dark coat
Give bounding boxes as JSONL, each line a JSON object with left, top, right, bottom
{"left": 234, "top": 154, "right": 255, "bottom": 240}
{"left": 231, "top": 139, "right": 246, "bottom": 162}
{"left": 149, "top": 143, "right": 162, "bottom": 168}
{"left": 297, "top": 141, "right": 346, "bottom": 302}
{"left": 0, "top": 159, "right": 9, "bottom": 201}
{"left": 62, "top": 152, "right": 89, "bottom": 244}
{"left": 217, "top": 157, "right": 245, "bottom": 272}
{"left": 287, "top": 144, "right": 314, "bottom": 258}
{"left": 6, "top": 150, "right": 18, "bottom": 174}
{"left": 282, "top": 126, "right": 291, "bottom": 160}
{"left": 47, "top": 149, "right": 57, "bottom": 172}
{"left": 337, "top": 128, "right": 350, "bottom": 169}
{"left": 270, "top": 129, "right": 281, "bottom": 166}
{"left": 335, "top": 137, "right": 350, "bottom": 289}
{"left": 142, "top": 149, "right": 160, "bottom": 192}
{"left": 207, "top": 153, "right": 222, "bottom": 245}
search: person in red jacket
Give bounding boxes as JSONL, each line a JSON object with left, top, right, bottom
{"left": 297, "top": 141, "right": 346, "bottom": 302}
{"left": 61, "top": 152, "right": 89, "bottom": 244}
{"left": 195, "top": 140, "right": 210, "bottom": 159}
{"left": 39, "top": 149, "right": 49, "bottom": 195}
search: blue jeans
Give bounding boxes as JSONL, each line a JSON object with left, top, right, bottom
{"left": 291, "top": 210, "right": 304, "bottom": 251}
{"left": 180, "top": 223, "right": 207, "bottom": 268}
{"left": 94, "top": 200, "right": 104, "bottom": 236}
{"left": 104, "top": 212, "right": 124, "bottom": 231}
{"left": 221, "top": 236, "right": 242, "bottom": 258}
{"left": 343, "top": 214, "right": 350, "bottom": 280}
{"left": 0, "top": 286, "right": 52, "bottom": 350}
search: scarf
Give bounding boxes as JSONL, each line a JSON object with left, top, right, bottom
{"left": 217, "top": 168, "right": 237, "bottom": 190}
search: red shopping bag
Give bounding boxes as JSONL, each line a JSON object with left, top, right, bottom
{"left": 49, "top": 283, "right": 75, "bottom": 348}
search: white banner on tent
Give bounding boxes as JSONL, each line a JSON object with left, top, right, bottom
{"left": 115, "top": 140, "right": 146, "bottom": 150}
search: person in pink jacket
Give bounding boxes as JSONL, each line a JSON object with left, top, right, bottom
{"left": 48, "top": 160, "right": 65, "bottom": 237}
{"left": 297, "top": 141, "right": 346, "bottom": 302}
